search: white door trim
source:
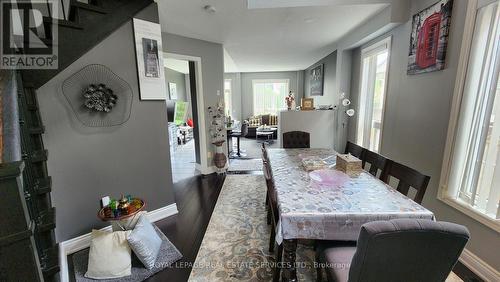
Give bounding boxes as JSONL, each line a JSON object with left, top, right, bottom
{"left": 164, "top": 52, "right": 210, "bottom": 174}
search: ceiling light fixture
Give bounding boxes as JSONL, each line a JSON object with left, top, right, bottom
{"left": 204, "top": 5, "right": 216, "bottom": 13}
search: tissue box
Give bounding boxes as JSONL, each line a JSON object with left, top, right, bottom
{"left": 336, "top": 154, "right": 362, "bottom": 175}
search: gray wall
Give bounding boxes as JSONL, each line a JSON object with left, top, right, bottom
{"left": 304, "top": 50, "right": 337, "bottom": 106}
{"left": 37, "top": 4, "right": 176, "bottom": 241}
{"left": 165, "top": 67, "right": 187, "bottom": 102}
{"left": 0, "top": 70, "right": 21, "bottom": 163}
{"left": 237, "top": 71, "right": 304, "bottom": 119}
{"left": 348, "top": 0, "right": 499, "bottom": 270}
{"left": 224, "top": 72, "right": 242, "bottom": 121}
{"left": 162, "top": 33, "right": 225, "bottom": 166}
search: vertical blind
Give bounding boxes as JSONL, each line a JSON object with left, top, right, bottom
{"left": 252, "top": 79, "right": 289, "bottom": 115}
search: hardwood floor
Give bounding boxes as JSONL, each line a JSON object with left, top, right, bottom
{"left": 146, "top": 173, "right": 225, "bottom": 282}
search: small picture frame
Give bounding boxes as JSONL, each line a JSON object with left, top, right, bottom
{"left": 301, "top": 98, "right": 314, "bottom": 110}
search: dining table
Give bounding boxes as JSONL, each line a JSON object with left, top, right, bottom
{"left": 266, "top": 148, "right": 435, "bottom": 282}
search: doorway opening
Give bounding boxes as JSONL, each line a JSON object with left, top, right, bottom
{"left": 164, "top": 55, "right": 202, "bottom": 183}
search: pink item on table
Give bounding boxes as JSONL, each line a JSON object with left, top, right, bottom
{"left": 309, "top": 169, "right": 350, "bottom": 187}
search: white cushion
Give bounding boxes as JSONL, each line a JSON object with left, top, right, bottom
{"left": 85, "top": 230, "right": 132, "bottom": 279}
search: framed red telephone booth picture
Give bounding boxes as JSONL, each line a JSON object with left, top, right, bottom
{"left": 407, "top": 0, "right": 453, "bottom": 75}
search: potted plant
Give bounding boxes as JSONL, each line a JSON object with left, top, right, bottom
{"left": 208, "top": 101, "right": 227, "bottom": 170}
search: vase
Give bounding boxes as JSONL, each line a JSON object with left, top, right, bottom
{"left": 213, "top": 141, "right": 227, "bottom": 169}
{"left": 286, "top": 100, "right": 293, "bottom": 110}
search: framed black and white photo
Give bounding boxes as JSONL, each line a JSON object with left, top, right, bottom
{"left": 133, "top": 18, "right": 167, "bottom": 100}
{"left": 168, "top": 82, "right": 177, "bottom": 100}
{"left": 310, "top": 64, "right": 324, "bottom": 96}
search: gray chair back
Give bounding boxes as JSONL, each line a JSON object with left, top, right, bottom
{"left": 348, "top": 219, "right": 470, "bottom": 282}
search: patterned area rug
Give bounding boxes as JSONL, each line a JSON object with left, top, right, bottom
{"left": 228, "top": 159, "right": 263, "bottom": 172}
{"left": 189, "top": 174, "right": 464, "bottom": 282}
{"left": 188, "top": 174, "right": 316, "bottom": 281}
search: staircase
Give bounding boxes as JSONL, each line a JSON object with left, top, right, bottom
{"left": 22, "top": 0, "right": 154, "bottom": 89}
{"left": 11, "top": 0, "right": 154, "bottom": 280}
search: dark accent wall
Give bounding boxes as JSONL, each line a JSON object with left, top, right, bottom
{"left": 303, "top": 50, "right": 337, "bottom": 106}
{"left": 36, "top": 4, "right": 175, "bottom": 241}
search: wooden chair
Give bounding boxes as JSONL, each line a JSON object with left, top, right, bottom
{"left": 263, "top": 160, "right": 282, "bottom": 282}
{"left": 381, "top": 161, "right": 430, "bottom": 204}
{"left": 344, "top": 141, "right": 364, "bottom": 159}
{"left": 362, "top": 149, "right": 390, "bottom": 179}
{"left": 283, "top": 131, "right": 310, "bottom": 148}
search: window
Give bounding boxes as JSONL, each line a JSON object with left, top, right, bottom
{"left": 356, "top": 37, "right": 391, "bottom": 152}
{"left": 224, "top": 79, "right": 232, "bottom": 117}
{"left": 252, "top": 79, "right": 289, "bottom": 115}
{"left": 440, "top": 0, "right": 500, "bottom": 229}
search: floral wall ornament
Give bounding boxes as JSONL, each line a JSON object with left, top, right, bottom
{"left": 83, "top": 84, "right": 118, "bottom": 113}
{"left": 62, "top": 64, "right": 133, "bottom": 127}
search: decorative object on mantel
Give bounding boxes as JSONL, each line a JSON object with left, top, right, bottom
{"left": 62, "top": 64, "right": 133, "bottom": 127}
{"left": 407, "top": 0, "right": 453, "bottom": 75}
{"left": 336, "top": 153, "right": 362, "bottom": 176}
{"left": 309, "top": 63, "right": 324, "bottom": 96}
{"left": 285, "top": 90, "right": 295, "bottom": 110}
{"left": 301, "top": 97, "right": 314, "bottom": 110}
{"left": 208, "top": 96, "right": 227, "bottom": 170}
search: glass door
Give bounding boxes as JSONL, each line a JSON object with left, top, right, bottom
{"left": 356, "top": 37, "right": 391, "bottom": 152}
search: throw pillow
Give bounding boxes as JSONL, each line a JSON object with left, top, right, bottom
{"left": 85, "top": 230, "right": 132, "bottom": 279}
{"left": 127, "top": 214, "right": 163, "bottom": 269}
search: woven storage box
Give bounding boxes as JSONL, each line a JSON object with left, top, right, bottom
{"left": 336, "top": 154, "right": 362, "bottom": 175}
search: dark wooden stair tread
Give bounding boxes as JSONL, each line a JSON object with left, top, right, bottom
{"left": 35, "top": 207, "right": 56, "bottom": 233}
{"left": 33, "top": 177, "right": 52, "bottom": 195}
{"left": 71, "top": 0, "right": 107, "bottom": 14}
{"left": 40, "top": 244, "right": 60, "bottom": 278}
{"left": 43, "top": 16, "right": 83, "bottom": 30}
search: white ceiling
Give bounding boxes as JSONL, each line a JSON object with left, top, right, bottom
{"left": 158, "top": 0, "right": 388, "bottom": 73}
{"left": 164, "top": 58, "right": 190, "bottom": 74}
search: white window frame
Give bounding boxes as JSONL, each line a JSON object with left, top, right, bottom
{"left": 224, "top": 78, "right": 232, "bottom": 117}
{"left": 438, "top": 0, "right": 500, "bottom": 232}
{"left": 252, "top": 79, "right": 290, "bottom": 116}
{"left": 356, "top": 36, "right": 392, "bottom": 152}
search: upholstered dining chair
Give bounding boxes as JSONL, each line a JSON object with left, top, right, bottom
{"left": 361, "top": 149, "right": 390, "bottom": 179}
{"left": 316, "top": 219, "right": 470, "bottom": 282}
{"left": 283, "top": 131, "right": 310, "bottom": 148}
{"left": 381, "top": 161, "right": 430, "bottom": 204}
{"left": 263, "top": 160, "right": 282, "bottom": 282}
{"left": 344, "top": 141, "right": 364, "bottom": 159}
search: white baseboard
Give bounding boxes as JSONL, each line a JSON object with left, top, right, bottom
{"left": 59, "top": 203, "right": 178, "bottom": 282}
{"left": 459, "top": 248, "right": 499, "bottom": 282}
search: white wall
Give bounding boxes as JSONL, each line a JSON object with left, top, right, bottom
{"left": 347, "top": 0, "right": 499, "bottom": 271}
